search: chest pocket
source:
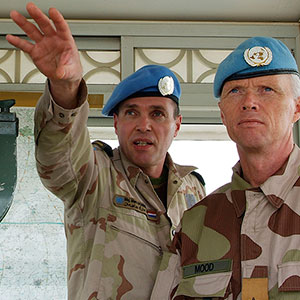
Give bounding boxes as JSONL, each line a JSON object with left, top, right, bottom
{"left": 174, "top": 260, "right": 232, "bottom": 298}
{"left": 278, "top": 262, "right": 300, "bottom": 292}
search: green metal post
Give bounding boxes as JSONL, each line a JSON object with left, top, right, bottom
{"left": 0, "top": 99, "right": 19, "bottom": 222}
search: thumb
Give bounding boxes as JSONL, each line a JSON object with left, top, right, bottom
{"left": 56, "top": 65, "right": 66, "bottom": 80}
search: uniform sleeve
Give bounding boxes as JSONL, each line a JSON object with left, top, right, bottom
{"left": 34, "top": 80, "right": 98, "bottom": 209}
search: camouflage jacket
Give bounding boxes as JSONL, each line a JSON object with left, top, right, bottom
{"left": 34, "top": 82, "right": 205, "bottom": 300}
{"left": 151, "top": 145, "right": 300, "bottom": 300}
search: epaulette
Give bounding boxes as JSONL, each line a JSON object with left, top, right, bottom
{"left": 92, "top": 140, "right": 113, "bottom": 157}
{"left": 191, "top": 171, "right": 205, "bottom": 186}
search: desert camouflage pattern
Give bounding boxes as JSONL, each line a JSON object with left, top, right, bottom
{"left": 151, "top": 145, "right": 300, "bottom": 300}
{"left": 34, "top": 81, "right": 205, "bottom": 300}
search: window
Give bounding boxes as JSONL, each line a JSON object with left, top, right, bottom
{"left": 89, "top": 124, "right": 239, "bottom": 194}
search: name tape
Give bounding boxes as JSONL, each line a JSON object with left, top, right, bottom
{"left": 183, "top": 259, "right": 232, "bottom": 279}
{"left": 113, "top": 195, "right": 158, "bottom": 222}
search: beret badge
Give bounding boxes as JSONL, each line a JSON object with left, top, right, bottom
{"left": 158, "top": 76, "right": 175, "bottom": 96}
{"left": 244, "top": 46, "right": 273, "bottom": 67}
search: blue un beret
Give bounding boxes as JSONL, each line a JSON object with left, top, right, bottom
{"left": 102, "top": 64, "right": 181, "bottom": 116}
{"left": 214, "top": 36, "right": 299, "bottom": 98}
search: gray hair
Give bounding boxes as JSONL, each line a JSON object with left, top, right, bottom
{"left": 290, "top": 74, "right": 300, "bottom": 99}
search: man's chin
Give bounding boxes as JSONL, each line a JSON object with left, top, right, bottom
{"left": 133, "top": 158, "right": 152, "bottom": 168}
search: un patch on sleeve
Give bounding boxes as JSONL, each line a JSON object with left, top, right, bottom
{"left": 185, "top": 194, "right": 197, "bottom": 209}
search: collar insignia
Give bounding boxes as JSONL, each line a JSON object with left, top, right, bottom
{"left": 244, "top": 46, "right": 272, "bottom": 67}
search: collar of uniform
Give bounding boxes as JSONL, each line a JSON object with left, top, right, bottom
{"left": 259, "top": 144, "right": 300, "bottom": 208}
{"left": 114, "top": 147, "right": 143, "bottom": 187}
{"left": 230, "top": 163, "right": 284, "bottom": 215}
{"left": 230, "top": 145, "right": 300, "bottom": 209}
{"left": 231, "top": 162, "right": 253, "bottom": 191}
{"left": 167, "top": 153, "right": 198, "bottom": 178}
{"left": 230, "top": 162, "right": 254, "bottom": 217}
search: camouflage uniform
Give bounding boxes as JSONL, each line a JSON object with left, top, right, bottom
{"left": 151, "top": 145, "right": 300, "bottom": 300}
{"left": 34, "top": 82, "right": 205, "bottom": 300}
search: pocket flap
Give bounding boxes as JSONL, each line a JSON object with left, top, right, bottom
{"left": 278, "top": 262, "right": 300, "bottom": 292}
{"left": 175, "top": 269, "right": 232, "bottom": 297}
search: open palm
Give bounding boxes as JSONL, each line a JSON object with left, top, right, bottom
{"left": 6, "top": 2, "right": 82, "bottom": 83}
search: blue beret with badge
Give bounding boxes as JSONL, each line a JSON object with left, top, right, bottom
{"left": 214, "top": 36, "right": 299, "bottom": 98}
{"left": 102, "top": 64, "right": 181, "bottom": 116}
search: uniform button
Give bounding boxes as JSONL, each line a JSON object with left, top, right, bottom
{"left": 145, "top": 179, "right": 149, "bottom": 184}
{"left": 173, "top": 180, "right": 178, "bottom": 184}
{"left": 59, "top": 113, "right": 65, "bottom": 118}
{"left": 71, "top": 112, "right": 77, "bottom": 117}
{"left": 172, "top": 229, "right": 176, "bottom": 236}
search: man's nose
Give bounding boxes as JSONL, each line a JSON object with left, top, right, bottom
{"left": 136, "top": 116, "right": 151, "bottom": 132}
{"left": 241, "top": 92, "right": 259, "bottom": 111}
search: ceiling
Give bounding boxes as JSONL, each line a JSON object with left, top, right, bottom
{"left": 1, "top": 0, "right": 300, "bottom": 22}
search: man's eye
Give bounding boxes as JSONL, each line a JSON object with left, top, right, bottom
{"left": 229, "top": 88, "right": 239, "bottom": 94}
{"left": 126, "top": 110, "right": 136, "bottom": 116}
{"left": 264, "top": 87, "right": 273, "bottom": 92}
{"left": 152, "top": 111, "right": 164, "bottom": 117}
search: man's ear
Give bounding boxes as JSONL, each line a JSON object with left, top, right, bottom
{"left": 113, "top": 113, "right": 118, "bottom": 135}
{"left": 293, "top": 97, "right": 300, "bottom": 123}
{"left": 173, "top": 115, "right": 182, "bottom": 138}
{"left": 218, "top": 102, "right": 227, "bottom": 126}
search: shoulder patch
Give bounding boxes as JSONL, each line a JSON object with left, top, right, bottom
{"left": 191, "top": 171, "right": 205, "bottom": 186}
{"left": 92, "top": 140, "right": 113, "bottom": 157}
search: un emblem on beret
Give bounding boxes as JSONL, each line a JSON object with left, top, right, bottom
{"left": 158, "top": 76, "right": 174, "bottom": 96}
{"left": 244, "top": 46, "right": 273, "bottom": 67}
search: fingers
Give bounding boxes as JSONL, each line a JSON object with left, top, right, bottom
{"left": 7, "top": 3, "right": 81, "bottom": 84}
{"left": 48, "top": 7, "right": 72, "bottom": 40}
{"left": 10, "top": 10, "right": 44, "bottom": 43}
{"left": 26, "top": 3, "right": 72, "bottom": 41}
{"left": 9, "top": 3, "right": 67, "bottom": 43}
{"left": 26, "top": 2, "right": 56, "bottom": 37}
{"left": 6, "top": 34, "right": 34, "bottom": 54}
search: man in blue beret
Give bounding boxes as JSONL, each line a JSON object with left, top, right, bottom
{"left": 150, "top": 36, "right": 300, "bottom": 300}
{"left": 6, "top": 3, "right": 205, "bottom": 299}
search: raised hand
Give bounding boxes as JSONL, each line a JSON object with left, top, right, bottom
{"left": 6, "top": 2, "right": 83, "bottom": 107}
